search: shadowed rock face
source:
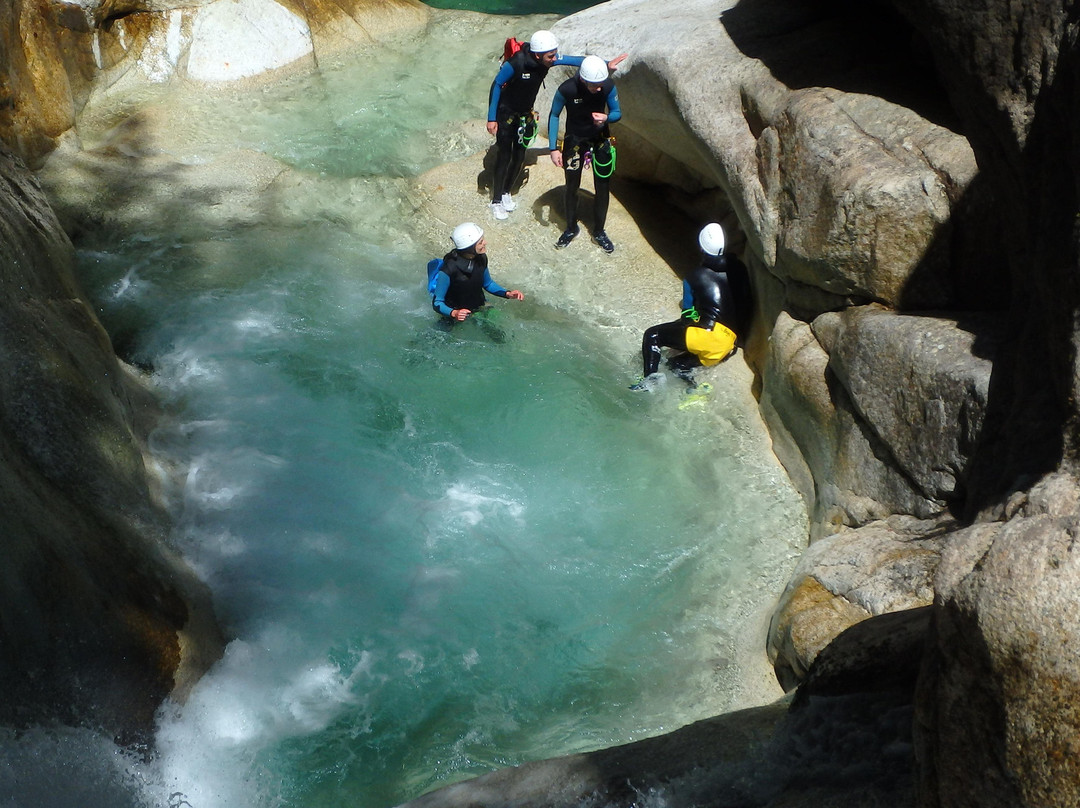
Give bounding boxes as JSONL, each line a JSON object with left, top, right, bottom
{"left": 888, "top": 0, "right": 1080, "bottom": 515}
{"left": 883, "top": 2, "right": 1080, "bottom": 805}
{"left": 0, "top": 145, "right": 224, "bottom": 740}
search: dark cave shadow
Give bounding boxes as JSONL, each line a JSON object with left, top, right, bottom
{"left": 721, "top": 0, "right": 961, "bottom": 133}
{"left": 609, "top": 179, "right": 703, "bottom": 278}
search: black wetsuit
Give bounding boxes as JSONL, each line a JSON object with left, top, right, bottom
{"left": 548, "top": 76, "right": 621, "bottom": 232}
{"left": 642, "top": 253, "right": 751, "bottom": 376}
{"left": 431, "top": 251, "right": 510, "bottom": 317}
{"left": 488, "top": 49, "right": 584, "bottom": 204}
{"left": 440, "top": 251, "right": 488, "bottom": 310}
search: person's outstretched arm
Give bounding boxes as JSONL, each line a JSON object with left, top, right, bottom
{"left": 605, "top": 86, "right": 622, "bottom": 124}
{"left": 482, "top": 268, "right": 524, "bottom": 300}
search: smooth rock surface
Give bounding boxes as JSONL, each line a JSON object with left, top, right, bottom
{"left": 186, "top": 0, "right": 313, "bottom": 82}
{"left": 768, "top": 516, "right": 947, "bottom": 689}
{"left": 761, "top": 312, "right": 943, "bottom": 532}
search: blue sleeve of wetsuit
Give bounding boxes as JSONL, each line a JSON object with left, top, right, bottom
{"left": 482, "top": 268, "right": 508, "bottom": 297}
{"left": 548, "top": 91, "right": 566, "bottom": 149}
{"left": 606, "top": 86, "right": 622, "bottom": 124}
{"left": 681, "top": 280, "right": 693, "bottom": 311}
{"left": 432, "top": 272, "right": 455, "bottom": 317}
{"left": 488, "top": 62, "right": 516, "bottom": 121}
{"left": 552, "top": 55, "right": 585, "bottom": 68}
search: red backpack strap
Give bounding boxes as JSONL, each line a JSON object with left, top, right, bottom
{"left": 502, "top": 37, "right": 523, "bottom": 62}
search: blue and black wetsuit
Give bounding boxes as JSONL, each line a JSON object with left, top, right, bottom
{"left": 488, "top": 48, "right": 584, "bottom": 204}
{"left": 431, "top": 250, "right": 511, "bottom": 318}
{"left": 547, "top": 75, "right": 621, "bottom": 232}
{"left": 642, "top": 253, "right": 751, "bottom": 376}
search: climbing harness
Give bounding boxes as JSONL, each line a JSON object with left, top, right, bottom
{"left": 592, "top": 137, "right": 616, "bottom": 178}
{"left": 566, "top": 145, "right": 582, "bottom": 172}
{"left": 516, "top": 113, "right": 538, "bottom": 147}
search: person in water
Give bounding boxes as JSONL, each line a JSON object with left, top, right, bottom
{"left": 487, "top": 32, "right": 626, "bottom": 222}
{"left": 548, "top": 54, "right": 622, "bottom": 253}
{"left": 432, "top": 222, "right": 524, "bottom": 321}
{"left": 633, "top": 223, "right": 752, "bottom": 389}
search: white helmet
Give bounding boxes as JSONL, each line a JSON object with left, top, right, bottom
{"left": 699, "top": 222, "right": 725, "bottom": 256}
{"left": 452, "top": 222, "right": 484, "bottom": 251}
{"left": 579, "top": 55, "right": 608, "bottom": 83}
{"left": 530, "top": 30, "right": 558, "bottom": 54}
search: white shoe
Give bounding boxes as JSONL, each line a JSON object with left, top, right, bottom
{"left": 500, "top": 193, "right": 517, "bottom": 212}
{"left": 491, "top": 201, "right": 508, "bottom": 220}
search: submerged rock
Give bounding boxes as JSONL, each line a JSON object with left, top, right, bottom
{"left": 396, "top": 691, "right": 916, "bottom": 808}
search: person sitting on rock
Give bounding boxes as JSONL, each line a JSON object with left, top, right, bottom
{"left": 432, "top": 222, "right": 524, "bottom": 321}
{"left": 633, "top": 223, "right": 751, "bottom": 389}
{"left": 548, "top": 55, "right": 623, "bottom": 254}
{"left": 487, "top": 32, "right": 624, "bottom": 222}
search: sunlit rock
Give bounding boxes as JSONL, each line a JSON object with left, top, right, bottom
{"left": 768, "top": 516, "right": 946, "bottom": 689}
{"left": 186, "top": 0, "right": 313, "bottom": 82}
{"left": 551, "top": 0, "right": 978, "bottom": 315}
{"left": 0, "top": 0, "right": 429, "bottom": 163}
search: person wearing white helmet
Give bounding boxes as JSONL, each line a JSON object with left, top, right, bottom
{"left": 632, "top": 223, "right": 752, "bottom": 389}
{"left": 548, "top": 54, "right": 624, "bottom": 253}
{"left": 431, "top": 223, "right": 524, "bottom": 322}
{"left": 487, "top": 32, "right": 626, "bottom": 221}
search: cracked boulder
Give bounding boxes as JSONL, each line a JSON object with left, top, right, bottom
{"left": 760, "top": 307, "right": 1002, "bottom": 533}
{"left": 768, "top": 515, "right": 948, "bottom": 690}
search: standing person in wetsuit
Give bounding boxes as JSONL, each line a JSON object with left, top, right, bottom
{"left": 548, "top": 55, "right": 622, "bottom": 253}
{"left": 431, "top": 222, "right": 524, "bottom": 321}
{"left": 634, "top": 223, "right": 752, "bottom": 389}
{"left": 487, "top": 33, "right": 625, "bottom": 222}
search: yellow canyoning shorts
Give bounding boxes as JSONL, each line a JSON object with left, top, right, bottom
{"left": 685, "top": 324, "right": 737, "bottom": 366}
